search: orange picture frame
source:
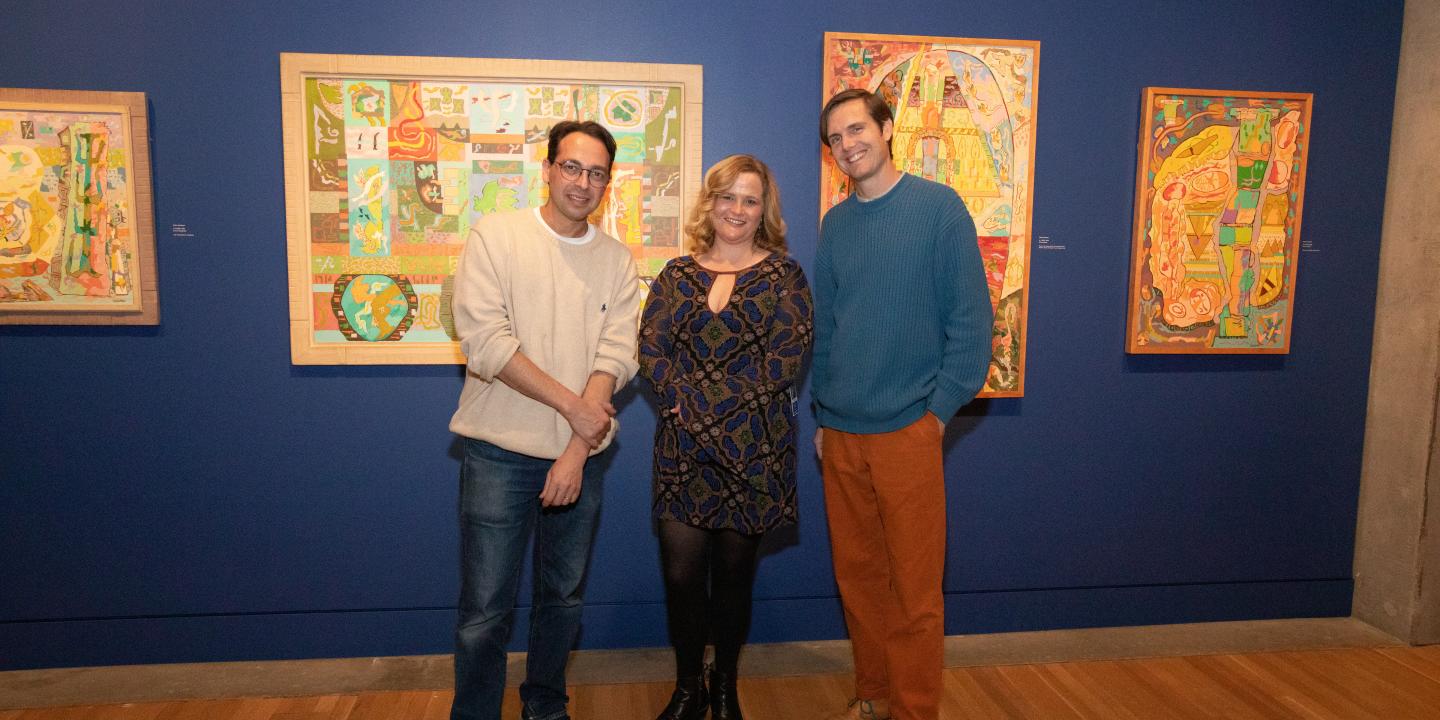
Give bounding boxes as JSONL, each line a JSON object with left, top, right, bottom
{"left": 1126, "top": 87, "right": 1313, "bottom": 354}
{"left": 821, "top": 32, "right": 1039, "bottom": 397}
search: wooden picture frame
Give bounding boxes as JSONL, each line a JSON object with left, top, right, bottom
{"left": 280, "top": 52, "right": 702, "bottom": 365}
{"left": 1126, "top": 87, "right": 1313, "bottom": 354}
{"left": 821, "top": 32, "right": 1040, "bottom": 398}
{"left": 0, "top": 88, "right": 158, "bottom": 325}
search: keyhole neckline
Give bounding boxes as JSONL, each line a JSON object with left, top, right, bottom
{"left": 693, "top": 252, "right": 774, "bottom": 276}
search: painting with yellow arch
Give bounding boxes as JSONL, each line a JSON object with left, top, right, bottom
{"left": 821, "top": 32, "right": 1039, "bottom": 397}
{"left": 1126, "top": 87, "right": 1312, "bottom": 354}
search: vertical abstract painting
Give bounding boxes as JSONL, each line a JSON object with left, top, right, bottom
{"left": 281, "top": 53, "right": 702, "bottom": 364}
{"left": 821, "top": 32, "right": 1039, "bottom": 397}
{"left": 0, "top": 88, "right": 158, "bottom": 325}
{"left": 1127, "top": 88, "right": 1312, "bottom": 354}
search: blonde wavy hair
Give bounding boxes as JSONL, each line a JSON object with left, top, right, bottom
{"left": 684, "top": 154, "right": 788, "bottom": 255}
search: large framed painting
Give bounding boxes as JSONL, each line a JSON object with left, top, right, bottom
{"left": 821, "top": 32, "right": 1039, "bottom": 398}
{"left": 1127, "top": 87, "right": 1312, "bottom": 354}
{"left": 281, "top": 52, "right": 702, "bottom": 364}
{"left": 0, "top": 88, "right": 158, "bottom": 325}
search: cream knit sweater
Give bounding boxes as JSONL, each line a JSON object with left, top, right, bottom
{"left": 449, "top": 208, "right": 640, "bottom": 459}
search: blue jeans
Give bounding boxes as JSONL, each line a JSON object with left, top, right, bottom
{"left": 451, "top": 438, "right": 604, "bottom": 720}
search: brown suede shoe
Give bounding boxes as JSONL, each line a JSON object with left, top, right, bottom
{"left": 826, "top": 697, "right": 891, "bottom": 720}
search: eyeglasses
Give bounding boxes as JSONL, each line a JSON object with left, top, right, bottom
{"left": 553, "top": 159, "right": 610, "bottom": 187}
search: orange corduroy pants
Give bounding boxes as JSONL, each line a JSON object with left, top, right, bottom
{"left": 821, "top": 414, "right": 947, "bottom": 720}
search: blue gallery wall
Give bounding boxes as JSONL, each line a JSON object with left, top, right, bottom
{"left": 0, "top": 0, "right": 1404, "bottom": 669}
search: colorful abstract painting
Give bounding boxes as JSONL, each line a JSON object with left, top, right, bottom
{"left": 1127, "top": 88, "right": 1312, "bottom": 354}
{"left": 281, "top": 53, "right": 701, "bottom": 364}
{"left": 0, "top": 89, "right": 157, "bottom": 324}
{"left": 821, "top": 32, "right": 1039, "bottom": 397}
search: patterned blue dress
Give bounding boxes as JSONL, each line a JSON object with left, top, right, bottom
{"left": 639, "top": 254, "right": 813, "bottom": 534}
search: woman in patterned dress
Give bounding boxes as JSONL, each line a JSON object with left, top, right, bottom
{"left": 639, "top": 154, "right": 813, "bottom": 720}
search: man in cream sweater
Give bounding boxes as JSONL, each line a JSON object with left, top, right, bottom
{"left": 448, "top": 121, "right": 640, "bottom": 720}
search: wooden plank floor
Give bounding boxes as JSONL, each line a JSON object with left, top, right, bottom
{"left": 3, "top": 645, "right": 1438, "bottom": 719}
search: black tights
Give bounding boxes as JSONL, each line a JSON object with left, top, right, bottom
{"left": 658, "top": 520, "right": 762, "bottom": 679}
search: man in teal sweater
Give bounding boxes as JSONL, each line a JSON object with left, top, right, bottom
{"left": 813, "top": 89, "right": 993, "bottom": 720}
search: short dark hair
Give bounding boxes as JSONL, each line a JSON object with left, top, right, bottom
{"left": 546, "top": 120, "right": 617, "bottom": 169}
{"left": 819, "top": 88, "right": 894, "bottom": 155}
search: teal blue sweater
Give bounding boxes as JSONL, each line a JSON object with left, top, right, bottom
{"left": 813, "top": 174, "right": 993, "bottom": 433}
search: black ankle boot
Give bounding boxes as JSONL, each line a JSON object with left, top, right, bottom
{"left": 708, "top": 667, "right": 742, "bottom": 720}
{"left": 655, "top": 674, "right": 708, "bottom": 720}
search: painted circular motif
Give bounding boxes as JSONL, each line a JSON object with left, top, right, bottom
{"left": 603, "top": 90, "right": 644, "bottom": 128}
{"left": 330, "top": 274, "right": 417, "bottom": 342}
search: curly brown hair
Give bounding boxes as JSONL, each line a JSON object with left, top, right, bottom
{"left": 684, "top": 154, "right": 788, "bottom": 255}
